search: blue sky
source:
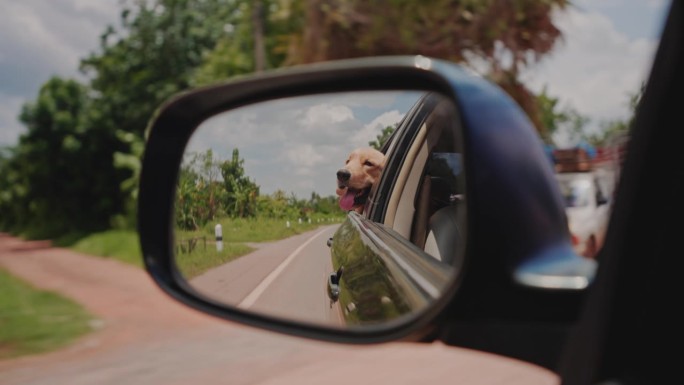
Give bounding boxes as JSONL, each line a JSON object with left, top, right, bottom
{"left": 0, "top": 1, "right": 671, "bottom": 196}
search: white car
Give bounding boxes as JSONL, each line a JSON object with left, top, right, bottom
{"left": 556, "top": 171, "right": 614, "bottom": 259}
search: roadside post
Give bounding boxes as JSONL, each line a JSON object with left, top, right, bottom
{"left": 215, "top": 224, "right": 223, "bottom": 252}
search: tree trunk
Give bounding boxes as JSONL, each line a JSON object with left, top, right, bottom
{"left": 252, "top": 0, "right": 266, "bottom": 72}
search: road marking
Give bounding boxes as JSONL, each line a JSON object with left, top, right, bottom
{"left": 238, "top": 228, "right": 330, "bottom": 309}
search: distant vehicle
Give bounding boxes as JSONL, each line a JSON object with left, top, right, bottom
{"left": 556, "top": 171, "right": 612, "bottom": 259}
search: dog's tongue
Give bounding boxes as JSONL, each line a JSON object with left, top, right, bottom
{"left": 340, "top": 191, "right": 356, "bottom": 211}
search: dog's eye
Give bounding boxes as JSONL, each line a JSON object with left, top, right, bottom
{"left": 363, "top": 160, "right": 374, "bottom": 167}
{"left": 345, "top": 159, "right": 350, "bottom": 165}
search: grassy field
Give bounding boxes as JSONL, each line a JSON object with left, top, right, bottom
{"left": 0, "top": 269, "right": 95, "bottom": 359}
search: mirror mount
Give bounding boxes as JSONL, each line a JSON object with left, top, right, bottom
{"left": 327, "top": 267, "right": 344, "bottom": 308}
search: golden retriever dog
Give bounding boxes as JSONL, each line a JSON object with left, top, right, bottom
{"left": 336, "top": 147, "right": 386, "bottom": 213}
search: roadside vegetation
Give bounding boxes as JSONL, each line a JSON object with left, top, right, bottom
{"left": 173, "top": 216, "right": 344, "bottom": 278}
{"left": 0, "top": 269, "right": 94, "bottom": 359}
{"left": 69, "top": 230, "right": 144, "bottom": 267}
{"left": 69, "top": 216, "right": 344, "bottom": 279}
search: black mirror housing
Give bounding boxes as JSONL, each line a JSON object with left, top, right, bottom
{"left": 138, "top": 56, "right": 592, "bottom": 367}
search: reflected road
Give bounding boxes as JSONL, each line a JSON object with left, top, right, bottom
{"left": 189, "top": 225, "right": 343, "bottom": 326}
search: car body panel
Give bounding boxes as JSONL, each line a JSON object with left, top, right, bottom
{"left": 329, "top": 212, "right": 454, "bottom": 325}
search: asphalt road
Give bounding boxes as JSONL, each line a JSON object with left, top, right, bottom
{"left": 0, "top": 232, "right": 558, "bottom": 385}
{"left": 189, "top": 225, "right": 344, "bottom": 326}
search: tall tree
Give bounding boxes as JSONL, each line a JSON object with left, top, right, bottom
{"left": 278, "top": 0, "right": 568, "bottom": 135}
{"left": 77, "top": 0, "right": 244, "bottom": 227}
{"left": 175, "top": 149, "right": 226, "bottom": 230}
{"left": 220, "top": 148, "right": 260, "bottom": 218}
{"left": 0, "top": 77, "right": 122, "bottom": 236}
{"left": 253, "top": 0, "right": 267, "bottom": 72}
{"left": 191, "top": 0, "right": 301, "bottom": 85}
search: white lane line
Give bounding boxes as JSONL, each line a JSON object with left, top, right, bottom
{"left": 238, "top": 228, "right": 330, "bottom": 309}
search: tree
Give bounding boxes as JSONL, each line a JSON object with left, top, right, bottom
{"left": 536, "top": 86, "right": 589, "bottom": 145}
{"left": 369, "top": 124, "right": 397, "bottom": 150}
{"left": 587, "top": 83, "right": 644, "bottom": 146}
{"left": 276, "top": 0, "right": 568, "bottom": 136}
{"left": 0, "top": 77, "right": 123, "bottom": 236}
{"left": 191, "top": 0, "right": 301, "bottom": 85}
{"left": 220, "top": 148, "right": 260, "bottom": 218}
{"left": 175, "top": 149, "right": 226, "bottom": 230}
{"left": 76, "top": 0, "right": 244, "bottom": 229}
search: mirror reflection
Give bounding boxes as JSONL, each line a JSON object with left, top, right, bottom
{"left": 173, "top": 90, "right": 461, "bottom": 328}
{"left": 171, "top": 88, "right": 624, "bottom": 328}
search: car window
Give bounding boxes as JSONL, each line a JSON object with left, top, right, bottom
{"left": 375, "top": 93, "right": 466, "bottom": 264}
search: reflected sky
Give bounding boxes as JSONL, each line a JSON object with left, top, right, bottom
{"left": 185, "top": 91, "right": 423, "bottom": 198}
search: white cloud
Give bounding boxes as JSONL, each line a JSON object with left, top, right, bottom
{"left": 520, "top": 6, "right": 660, "bottom": 144}
{"left": 0, "top": 1, "right": 120, "bottom": 146}
{"left": 352, "top": 110, "right": 405, "bottom": 148}
{"left": 284, "top": 143, "right": 326, "bottom": 175}
{"left": 302, "top": 103, "right": 354, "bottom": 129}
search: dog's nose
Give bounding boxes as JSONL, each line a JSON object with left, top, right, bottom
{"left": 337, "top": 169, "right": 351, "bottom": 181}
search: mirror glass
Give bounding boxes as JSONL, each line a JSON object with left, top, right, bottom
{"left": 173, "top": 90, "right": 463, "bottom": 328}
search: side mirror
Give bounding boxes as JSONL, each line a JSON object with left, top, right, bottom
{"left": 138, "top": 56, "right": 594, "bottom": 368}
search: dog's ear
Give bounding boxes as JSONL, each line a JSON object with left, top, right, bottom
{"left": 376, "top": 151, "right": 386, "bottom": 168}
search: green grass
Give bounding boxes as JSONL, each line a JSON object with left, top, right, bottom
{"left": 70, "top": 230, "right": 143, "bottom": 267}
{"left": 175, "top": 216, "right": 344, "bottom": 278}
{"left": 66, "top": 216, "right": 344, "bottom": 278}
{"left": 0, "top": 269, "right": 94, "bottom": 359}
{"left": 175, "top": 241, "right": 254, "bottom": 279}
{"left": 180, "top": 216, "right": 344, "bottom": 243}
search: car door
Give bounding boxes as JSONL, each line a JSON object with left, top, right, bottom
{"left": 327, "top": 91, "right": 467, "bottom": 325}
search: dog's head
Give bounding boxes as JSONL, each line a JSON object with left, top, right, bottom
{"left": 336, "top": 147, "right": 386, "bottom": 212}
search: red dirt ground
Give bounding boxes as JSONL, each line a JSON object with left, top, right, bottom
{"left": 0, "top": 233, "right": 558, "bottom": 385}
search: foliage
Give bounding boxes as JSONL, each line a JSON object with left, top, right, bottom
{"left": 191, "top": 0, "right": 305, "bottom": 85}
{"left": 280, "top": 0, "right": 567, "bottom": 68}
{"left": 369, "top": 124, "right": 397, "bottom": 150}
{"left": 176, "top": 149, "right": 227, "bottom": 230}
{"left": 69, "top": 230, "right": 144, "bottom": 267}
{"left": 536, "top": 85, "right": 590, "bottom": 145}
{"left": 0, "top": 77, "right": 124, "bottom": 237}
{"left": 536, "top": 83, "right": 644, "bottom": 147}
{"left": 257, "top": 190, "right": 300, "bottom": 219}
{"left": 220, "top": 148, "right": 260, "bottom": 218}
{"left": 278, "top": 0, "right": 569, "bottom": 134}
{"left": 175, "top": 148, "right": 342, "bottom": 231}
{"left": 0, "top": 0, "right": 244, "bottom": 237}
{"left": 78, "top": 0, "right": 245, "bottom": 229}
{"left": 0, "top": 0, "right": 573, "bottom": 240}
{"left": 587, "top": 82, "right": 644, "bottom": 146}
